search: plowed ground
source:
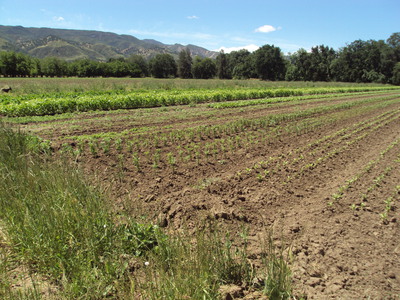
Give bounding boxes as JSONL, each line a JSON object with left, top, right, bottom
{"left": 21, "top": 91, "right": 400, "bottom": 299}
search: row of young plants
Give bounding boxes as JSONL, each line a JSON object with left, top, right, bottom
{"left": 299, "top": 110, "right": 400, "bottom": 175}
{"left": 328, "top": 137, "right": 399, "bottom": 223}
{"left": 329, "top": 137, "right": 399, "bottom": 204}
{"left": 64, "top": 93, "right": 398, "bottom": 147}
{"left": 1, "top": 86, "right": 399, "bottom": 117}
{"left": 207, "top": 90, "right": 395, "bottom": 109}
{"left": 234, "top": 104, "right": 400, "bottom": 186}
{"left": 60, "top": 94, "right": 399, "bottom": 179}
{"left": 51, "top": 91, "right": 382, "bottom": 145}
{"left": 70, "top": 93, "right": 399, "bottom": 146}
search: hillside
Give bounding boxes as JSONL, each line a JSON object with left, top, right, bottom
{"left": 0, "top": 25, "right": 218, "bottom": 61}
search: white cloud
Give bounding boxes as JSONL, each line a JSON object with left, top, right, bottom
{"left": 213, "top": 44, "right": 260, "bottom": 53}
{"left": 255, "top": 25, "right": 280, "bottom": 33}
{"left": 187, "top": 15, "right": 199, "bottom": 20}
{"left": 53, "top": 16, "right": 65, "bottom": 22}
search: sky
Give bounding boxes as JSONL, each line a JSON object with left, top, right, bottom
{"left": 1, "top": 0, "right": 399, "bottom": 54}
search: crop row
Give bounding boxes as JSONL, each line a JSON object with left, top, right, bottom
{"left": 59, "top": 95, "right": 399, "bottom": 180}
{"left": 235, "top": 106, "right": 400, "bottom": 185}
{"left": 63, "top": 94, "right": 399, "bottom": 146}
{"left": 1, "top": 86, "right": 399, "bottom": 117}
{"left": 330, "top": 138, "right": 399, "bottom": 205}
{"left": 207, "top": 90, "right": 395, "bottom": 109}
{"left": 328, "top": 138, "right": 400, "bottom": 223}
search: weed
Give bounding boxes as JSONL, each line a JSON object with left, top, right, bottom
{"left": 261, "top": 233, "right": 292, "bottom": 299}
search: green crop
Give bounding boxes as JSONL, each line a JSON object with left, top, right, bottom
{"left": 1, "top": 86, "right": 398, "bottom": 117}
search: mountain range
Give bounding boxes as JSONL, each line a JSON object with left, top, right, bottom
{"left": 0, "top": 25, "right": 218, "bottom": 61}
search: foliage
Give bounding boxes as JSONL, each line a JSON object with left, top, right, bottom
{"left": 0, "top": 51, "right": 33, "bottom": 77}
{"left": 216, "top": 50, "right": 230, "bottom": 79}
{"left": 192, "top": 57, "right": 217, "bottom": 79}
{"left": 387, "top": 32, "right": 400, "bottom": 62}
{"left": 149, "top": 53, "right": 177, "bottom": 78}
{"left": 126, "top": 54, "right": 149, "bottom": 77}
{"left": 254, "top": 45, "right": 286, "bottom": 81}
{"left": 330, "top": 39, "right": 396, "bottom": 83}
{"left": 392, "top": 62, "right": 400, "bottom": 85}
{"left": 286, "top": 46, "right": 336, "bottom": 81}
{"left": 177, "top": 48, "right": 193, "bottom": 79}
{"left": 229, "top": 49, "right": 256, "bottom": 79}
{"left": 40, "top": 57, "right": 68, "bottom": 77}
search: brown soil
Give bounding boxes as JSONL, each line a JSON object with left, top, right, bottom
{"left": 21, "top": 92, "right": 400, "bottom": 299}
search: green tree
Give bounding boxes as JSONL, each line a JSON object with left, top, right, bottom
{"left": 107, "top": 60, "right": 132, "bottom": 77}
{"left": 392, "top": 62, "right": 400, "bottom": 85}
{"left": 30, "top": 58, "right": 42, "bottom": 77}
{"left": 287, "top": 45, "right": 336, "bottom": 81}
{"left": 387, "top": 32, "right": 400, "bottom": 62}
{"left": 331, "top": 39, "right": 395, "bottom": 83}
{"left": 149, "top": 54, "right": 177, "bottom": 78}
{"left": 0, "top": 51, "right": 18, "bottom": 77}
{"left": 70, "top": 59, "right": 100, "bottom": 77}
{"left": 15, "top": 53, "right": 32, "bottom": 77}
{"left": 228, "top": 49, "right": 256, "bottom": 79}
{"left": 254, "top": 45, "right": 286, "bottom": 81}
{"left": 216, "top": 50, "right": 230, "bottom": 79}
{"left": 126, "top": 55, "right": 149, "bottom": 77}
{"left": 177, "top": 49, "right": 193, "bottom": 79}
{"left": 41, "top": 57, "right": 68, "bottom": 77}
{"left": 285, "top": 49, "right": 310, "bottom": 81}
{"left": 192, "top": 57, "right": 216, "bottom": 79}
{"left": 308, "top": 45, "right": 336, "bottom": 81}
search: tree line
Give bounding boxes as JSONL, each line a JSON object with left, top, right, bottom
{"left": 1, "top": 33, "right": 399, "bottom": 84}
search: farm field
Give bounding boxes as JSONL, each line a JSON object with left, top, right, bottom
{"left": 1, "top": 78, "right": 400, "bottom": 299}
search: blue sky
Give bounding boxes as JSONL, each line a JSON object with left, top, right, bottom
{"left": 1, "top": 0, "right": 399, "bottom": 53}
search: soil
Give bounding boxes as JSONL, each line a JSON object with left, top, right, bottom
{"left": 20, "top": 92, "right": 400, "bottom": 299}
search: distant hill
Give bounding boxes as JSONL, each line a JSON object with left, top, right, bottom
{"left": 0, "top": 25, "right": 218, "bottom": 61}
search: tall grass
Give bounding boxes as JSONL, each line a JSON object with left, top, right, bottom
{"left": 139, "top": 228, "right": 253, "bottom": 299}
{"left": 0, "top": 122, "right": 161, "bottom": 298}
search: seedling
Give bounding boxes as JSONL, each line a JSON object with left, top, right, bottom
{"left": 331, "top": 193, "right": 343, "bottom": 201}
{"left": 167, "top": 152, "right": 177, "bottom": 172}
{"left": 256, "top": 173, "right": 264, "bottom": 182}
{"left": 132, "top": 152, "right": 141, "bottom": 172}
{"left": 89, "top": 141, "right": 98, "bottom": 157}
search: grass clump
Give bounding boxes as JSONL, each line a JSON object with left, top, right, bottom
{"left": 136, "top": 227, "right": 293, "bottom": 300}
{"left": 138, "top": 228, "right": 253, "bottom": 299}
{"left": 262, "top": 234, "right": 293, "bottom": 299}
